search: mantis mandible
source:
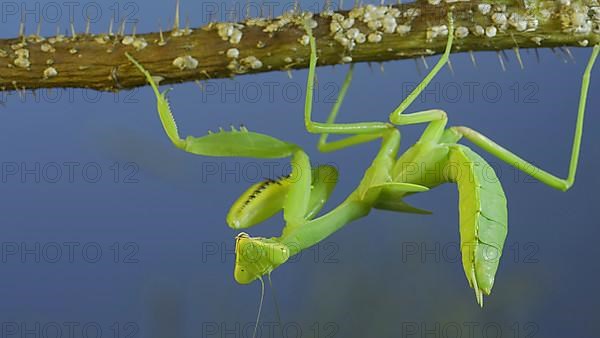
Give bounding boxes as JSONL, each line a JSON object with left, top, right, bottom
{"left": 126, "top": 12, "right": 600, "bottom": 307}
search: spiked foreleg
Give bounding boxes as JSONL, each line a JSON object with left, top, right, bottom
{"left": 227, "top": 165, "right": 339, "bottom": 229}
{"left": 127, "top": 52, "right": 299, "bottom": 159}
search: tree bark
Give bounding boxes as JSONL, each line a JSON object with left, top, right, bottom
{"left": 1, "top": 0, "right": 598, "bottom": 92}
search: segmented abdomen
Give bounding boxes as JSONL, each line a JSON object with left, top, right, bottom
{"left": 447, "top": 145, "right": 508, "bottom": 306}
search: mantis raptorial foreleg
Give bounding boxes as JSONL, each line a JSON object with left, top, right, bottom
{"left": 126, "top": 52, "right": 321, "bottom": 284}
{"left": 126, "top": 53, "right": 299, "bottom": 160}
{"left": 128, "top": 51, "right": 327, "bottom": 243}
{"left": 227, "top": 165, "right": 338, "bottom": 229}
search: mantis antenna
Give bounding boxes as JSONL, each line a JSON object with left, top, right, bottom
{"left": 252, "top": 276, "right": 265, "bottom": 338}
{"left": 267, "top": 274, "right": 284, "bottom": 337}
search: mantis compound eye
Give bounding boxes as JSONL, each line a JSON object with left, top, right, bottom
{"left": 234, "top": 233, "right": 290, "bottom": 284}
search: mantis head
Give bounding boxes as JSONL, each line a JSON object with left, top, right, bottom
{"left": 234, "top": 233, "right": 290, "bottom": 284}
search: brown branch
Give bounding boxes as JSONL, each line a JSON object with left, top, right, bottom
{"left": 1, "top": 0, "right": 598, "bottom": 92}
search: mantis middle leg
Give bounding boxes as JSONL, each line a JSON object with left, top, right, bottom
{"left": 304, "top": 13, "right": 455, "bottom": 151}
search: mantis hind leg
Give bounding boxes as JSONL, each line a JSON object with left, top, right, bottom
{"left": 446, "top": 44, "right": 600, "bottom": 192}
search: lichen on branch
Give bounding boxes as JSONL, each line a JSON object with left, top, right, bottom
{"left": 1, "top": 0, "right": 599, "bottom": 92}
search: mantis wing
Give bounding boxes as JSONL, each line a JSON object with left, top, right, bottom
{"left": 447, "top": 145, "right": 508, "bottom": 307}
{"left": 373, "top": 194, "right": 433, "bottom": 215}
{"left": 371, "top": 183, "right": 433, "bottom": 215}
{"left": 304, "top": 165, "right": 339, "bottom": 219}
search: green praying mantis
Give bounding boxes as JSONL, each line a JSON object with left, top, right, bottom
{"left": 126, "top": 12, "right": 600, "bottom": 307}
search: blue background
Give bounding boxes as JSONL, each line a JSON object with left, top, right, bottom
{"left": 1, "top": 1, "right": 599, "bottom": 337}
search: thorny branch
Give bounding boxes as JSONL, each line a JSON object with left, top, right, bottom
{"left": 0, "top": 0, "right": 599, "bottom": 92}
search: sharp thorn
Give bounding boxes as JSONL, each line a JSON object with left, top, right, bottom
{"left": 70, "top": 22, "right": 77, "bottom": 38}
{"left": 36, "top": 22, "right": 41, "bottom": 36}
{"left": 501, "top": 50, "right": 510, "bottom": 63}
{"left": 287, "top": 70, "right": 293, "bottom": 79}
{"left": 421, "top": 55, "right": 429, "bottom": 70}
{"left": 108, "top": 17, "right": 114, "bottom": 36}
{"left": 195, "top": 80, "right": 204, "bottom": 92}
{"left": 469, "top": 50, "right": 478, "bottom": 69}
{"left": 379, "top": 62, "right": 385, "bottom": 73}
{"left": 414, "top": 58, "right": 423, "bottom": 77}
{"left": 117, "top": 19, "right": 125, "bottom": 37}
{"left": 497, "top": 51, "right": 507, "bottom": 72}
{"left": 534, "top": 48, "right": 540, "bottom": 64}
{"left": 121, "top": 20, "right": 127, "bottom": 37}
{"left": 562, "top": 47, "right": 575, "bottom": 64}
{"left": 174, "top": 0, "right": 181, "bottom": 31}
{"left": 510, "top": 34, "right": 524, "bottom": 70}
{"left": 85, "top": 18, "right": 90, "bottom": 35}
{"left": 514, "top": 47, "right": 524, "bottom": 70}
{"left": 551, "top": 47, "right": 568, "bottom": 63}
{"left": 158, "top": 21, "right": 166, "bottom": 45}
{"left": 18, "top": 15, "right": 24, "bottom": 38}
{"left": 447, "top": 57, "right": 455, "bottom": 77}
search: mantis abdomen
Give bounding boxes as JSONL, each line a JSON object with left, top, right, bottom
{"left": 381, "top": 142, "right": 508, "bottom": 306}
{"left": 447, "top": 145, "right": 508, "bottom": 306}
